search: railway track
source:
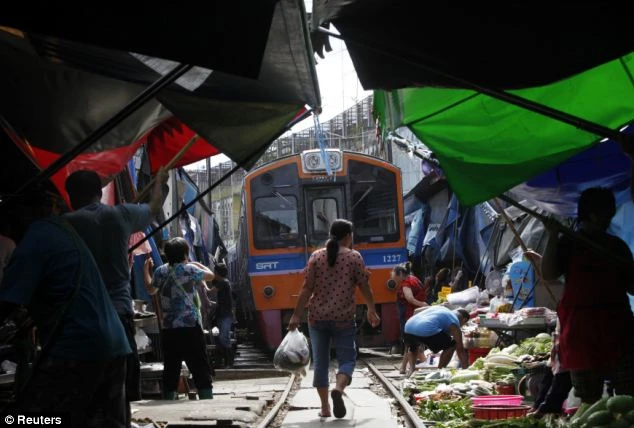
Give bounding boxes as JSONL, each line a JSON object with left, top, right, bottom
{"left": 255, "top": 351, "right": 425, "bottom": 428}
{"left": 132, "top": 347, "right": 425, "bottom": 428}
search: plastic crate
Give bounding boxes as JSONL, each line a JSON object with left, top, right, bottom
{"left": 471, "top": 395, "right": 523, "bottom": 407}
{"left": 473, "top": 405, "right": 531, "bottom": 420}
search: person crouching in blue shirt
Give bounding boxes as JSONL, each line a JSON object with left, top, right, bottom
{"left": 403, "top": 306, "right": 470, "bottom": 371}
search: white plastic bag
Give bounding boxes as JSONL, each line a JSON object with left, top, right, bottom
{"left": 447, "top": 286, "right": 479, "bottom": 306}
{"left": 134, "top": 328, "right": 151, "bottom": 351}
{"left": 273, "top": 329, "right": 310, "bottom": 375}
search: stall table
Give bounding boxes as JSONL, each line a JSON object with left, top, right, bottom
{"left": 480, "top": 317, "right": 555, "bottom": 348}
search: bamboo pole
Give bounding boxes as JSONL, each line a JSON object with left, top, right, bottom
{"left": 132, "top": 134, "right": 200, "bottom": 203}
{"left": 493, "top": 198, "right": 559, "bottom": 305}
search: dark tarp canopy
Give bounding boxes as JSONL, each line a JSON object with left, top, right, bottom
{"left": 0, "top": 1, "right": 277, "bottom": 80}
{"left": 0, "top": 0, "right": 320, "bottom": 202}
{"left": 311, "top": 0, "right": 634, "bottom": 90}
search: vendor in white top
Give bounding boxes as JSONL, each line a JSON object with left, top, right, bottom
{"left": 403, "top": 306, "right": 470, "bottom": 371}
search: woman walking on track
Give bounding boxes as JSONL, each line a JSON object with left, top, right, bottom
{"left": 288, "top": 219, "right": 381, "bottom": 419}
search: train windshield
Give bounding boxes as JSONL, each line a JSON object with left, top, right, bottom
{"left": 253, "top": 195, "right": 300, "bottom": 248}
{"left": 305, "top": 187, "right": 344, "bottom": 246}
{"left": 349, "top": 160, "right": 399, "bottom": 243}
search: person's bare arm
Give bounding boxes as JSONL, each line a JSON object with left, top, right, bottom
{"left": 358, "top": 281, "right": 380, "bottom": 327}
{"left": 402, "top": 287, "right": 428, "bottom": 307}
{"left": 447, "top": 324, "right": 468, "bottom": 368}
{"left": 189, "top": 261, "right": 214, "bottom": 281}
{"left": 288, "top": 280, "right": 312, "bottom": 330}
{"left": 449, "top": 270, "right": 463, "bottom": 291}
{"left": 143, "top": 258, "right": 158, "bottom": 296}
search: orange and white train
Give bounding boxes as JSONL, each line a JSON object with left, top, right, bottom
{"left": 231, "top": 149, "right": 406, "bottom": 350}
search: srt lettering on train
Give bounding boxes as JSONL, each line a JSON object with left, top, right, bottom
{"left": 256, "top": 262, "right": 279, "bottom": 270}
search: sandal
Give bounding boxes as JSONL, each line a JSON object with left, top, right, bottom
{"left": 331, "top": 389, "right": 346, "bottom": 419}
{"left": 318, "top": 411, "right": 331, "bottom": 418}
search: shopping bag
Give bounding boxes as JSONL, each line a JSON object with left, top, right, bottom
{"left": 273, "top": 329, "right": 310, "bottom": 376}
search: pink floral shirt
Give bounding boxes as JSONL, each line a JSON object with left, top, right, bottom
{"left": 304, "top": 248, "right": 370, "bottom": 322}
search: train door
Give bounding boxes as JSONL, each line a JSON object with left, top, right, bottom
{"left": 304, "top": 186, "right": 346, "bottom": 248}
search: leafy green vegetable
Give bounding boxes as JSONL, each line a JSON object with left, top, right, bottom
{"left": 418, "top": 398, "right": 473, "bottom": 423}
{"left": 435, "top": 415, "right": 570, "bottom": 428}
{"left": 469, "top": 357, "right": 486, "bottom": 371}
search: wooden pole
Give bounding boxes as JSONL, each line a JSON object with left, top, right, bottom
{"left": 493, "top": 198, "right": 559, "bottom": 305}
{"left": 132, "top": 134, "right": 200, "bottom": 203}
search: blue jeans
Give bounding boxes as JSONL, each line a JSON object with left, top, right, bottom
{"left": 217, "top": 315, "right": 233, "bottom": 349}
{"left": 308, "top": 320, "right": 357, "bottom": 388}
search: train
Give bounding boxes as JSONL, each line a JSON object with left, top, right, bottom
{"left": 231, "top": 148, "right": 407, "bottom": 350}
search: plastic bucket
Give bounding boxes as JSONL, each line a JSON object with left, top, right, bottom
{"left": 468, "top": 347, "right": 491, "bottom": 365}
{"left": 496, "top": 384, "right": 517, "bottom": 395}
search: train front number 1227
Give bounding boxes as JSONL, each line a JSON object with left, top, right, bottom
{"left": 383, "top": 254, "right": 402, "bottom": 263}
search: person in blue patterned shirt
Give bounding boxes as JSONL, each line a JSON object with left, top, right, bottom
{"left": 144, "top": 237, "right": 215, "bottom": 399}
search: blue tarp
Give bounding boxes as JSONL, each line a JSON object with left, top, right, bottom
{"left": 512, "top": 139, "right": 632, "bottom": 217}
{"left": 406, "top": 207, "right": 426, "bottom": 257}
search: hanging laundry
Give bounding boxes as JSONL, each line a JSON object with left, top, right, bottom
{"left": 128, "top": 231, "right": 152, "bottom": 267}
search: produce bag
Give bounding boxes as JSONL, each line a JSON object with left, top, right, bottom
{"left": 273, "top": 329, "right": 310, "bottom": 375}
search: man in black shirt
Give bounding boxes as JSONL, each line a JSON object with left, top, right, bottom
{"left": 211, "top": 263, "right": 235, "bottom": 368}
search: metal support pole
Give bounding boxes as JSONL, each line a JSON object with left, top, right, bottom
{"left": 6, "top": 63, "right": 193, "bottom": 204}
{"left": 493, "top": 198, "right": 559, "bottom": 305}
{"left": 206, "top": 157, "right": 212, "bottom": 208}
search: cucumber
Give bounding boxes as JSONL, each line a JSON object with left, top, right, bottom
{"left": 587, "top": 410, "right": 614, "bottom": 426}
{"left": 607, "top": 396, "right": 634, "bottom": 415}
{"left": 572, "top": 403, "right": 591, "bottom": 423}
{"left": 608, "top": 419, "right": 630, "bottom": 428}
{"left": 576, "top": 397, "right": 610, "bottom": 425}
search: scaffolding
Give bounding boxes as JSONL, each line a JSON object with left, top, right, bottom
{"left": 257, "top": 95, "right": 385, "bottom": 165}
{"left": 185, "top": 94, "right": 389, "bottom": 246}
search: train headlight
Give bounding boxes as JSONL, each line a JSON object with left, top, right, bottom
{"left": 263, "top": 285, "right": 275, "bottom": 298}
{"left": 386, "top": 279, "right": 397, "bottom": 290}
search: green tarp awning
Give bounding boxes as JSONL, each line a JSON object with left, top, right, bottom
{"left": 375, "top": 53, "right": 634, "bottom": 206}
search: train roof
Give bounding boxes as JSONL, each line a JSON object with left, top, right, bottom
{"left": 245, "top": 149, "right": 398, "bottom": 178}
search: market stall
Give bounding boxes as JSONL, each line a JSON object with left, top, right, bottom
{"left": 399, "top": 317, "right": 634, "bottom": 427}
